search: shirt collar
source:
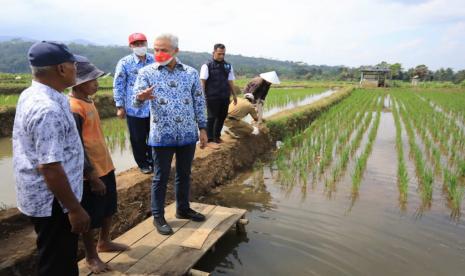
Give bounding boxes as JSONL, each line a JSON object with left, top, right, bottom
{"left": 132, "top": 53, "right": 153, "bottom": 65}
{"left": 31, "top": 80, "right": 69, "bottom": 109}
{"left": 154, "top": 57, "right": 187, "bottom": 71}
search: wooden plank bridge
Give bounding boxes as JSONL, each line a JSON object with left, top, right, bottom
{"left": 78, "top": 202, "right": 247, "bottom": 276}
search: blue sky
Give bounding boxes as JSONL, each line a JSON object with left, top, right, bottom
{"left": 1, "top": 0, "right": 464, "bottom": 70}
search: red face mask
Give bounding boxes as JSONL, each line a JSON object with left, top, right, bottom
{"left": 155, "top": 52, "right": 173, "bottom": 63}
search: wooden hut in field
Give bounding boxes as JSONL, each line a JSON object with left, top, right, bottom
{"left": 359, "top": 67, "right": 391, "bottom": 87}
{"left": 411, "top": 75, "right": 419, "bottom": 86}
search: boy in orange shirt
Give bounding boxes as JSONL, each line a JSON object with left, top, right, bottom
{"left": 69, "top": 60, "right": 129, "bottom": 273}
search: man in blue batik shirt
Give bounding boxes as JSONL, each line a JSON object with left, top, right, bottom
{"left": 113, "top": 33, "right": 154, "bottom": 174}
{"left": 133, "top": 33, "right": 208, "bottom": 236}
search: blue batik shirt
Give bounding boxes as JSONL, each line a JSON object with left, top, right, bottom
{"left": 113, "top": 53, "right": 154, "bottom": 118}
{"left": 133, "top": 59, "right": 207, "bottom": 147}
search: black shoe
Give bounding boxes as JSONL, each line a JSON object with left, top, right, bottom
{"left": 153, "top": 216, "right": 173, "bottom": 235}
{"left": 140, "top": 167, "right": 152, "bottom": 174}
{"left": 176, "top": 208, "right": 206, "bottom": 222}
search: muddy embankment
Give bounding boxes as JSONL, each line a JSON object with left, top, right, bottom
{"left": 0, "top": 94, "right": 116, "bottom": 137}
{"left": 0, "top": 87, "right": 352, "bottom": 275}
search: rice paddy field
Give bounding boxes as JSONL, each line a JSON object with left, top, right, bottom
{"left": 196, "top": 87, "right": 465, "bottom": 275}
{"left": 273, "top": 88, "right": 465, "bottom": 217}
{"left": 2, "top": 80, "right": 465, "bottom": 274}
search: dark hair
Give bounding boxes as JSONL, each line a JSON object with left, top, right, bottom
{"left": 214, "top": 43, "right": 225, "bottom": 51}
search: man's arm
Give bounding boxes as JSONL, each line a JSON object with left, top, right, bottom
{"left": 199, "top": 64, "right": 208, "bottom": 91}
{"left": 113, "top": 60, "right": 127, "bottom": 119}
{"left": 249, "top": 105, "right": 259, "bottom": 121}
{"left": 229, "top": 66, "right": 237, "bottom": 104}
{"left": 229, "top": 80, "right": 237, "bottom": 105}
{"left": 133, "top": 70, "right": 154, "bottom": 106}
{"left": 191, "top": 71, "right": 208, "bottom": 148}
{"left": 38, "top": 163, "right": 90, "bottom": 233}
{"left": 31, "top": 110, "right": 90, "bottom": 233}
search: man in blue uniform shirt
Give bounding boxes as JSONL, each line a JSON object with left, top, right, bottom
{"left": 113, "top": 33, "right": 154, "bottom": 174}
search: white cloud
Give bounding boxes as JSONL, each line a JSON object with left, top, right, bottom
{"left": 0, "top": 0, "right": 464, "bottom": 69}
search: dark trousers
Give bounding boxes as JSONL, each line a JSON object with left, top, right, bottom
{"left": 29, "top": 200, "right": 79, "bottom": 276}
{"left": 151, "top": 144, "right": 196, "bottom": 217}
{"left": 126, "top": 115, "right": 152, "bottom": 169}
{"left": 206, "top": 98, "right": 230, "bottom": 142}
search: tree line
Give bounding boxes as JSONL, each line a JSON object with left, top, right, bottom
{"left": 0, "top": 39, "right": 464, "bottom": 83}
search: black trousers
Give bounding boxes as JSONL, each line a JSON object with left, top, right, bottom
{"left": 206, "top": 98, "right": 230, "bottom": 142}
{"left": 126, "top": 115, "right": 152, "bottom": 169}
{"left": 29, "top": 200, "right": 79, "bottom": 276}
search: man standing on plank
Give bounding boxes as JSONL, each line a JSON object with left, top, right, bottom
{"left": 133, "top": 34, "right": 208, "bottom": 235}
{"left": 13, "top": 41, "right": 90, "bottom": 276}
{"left": 200, "top": 43, "right": 237, "bottom": 147}
{"left": 114, "top": 33, "right": 154, "bottom": 174}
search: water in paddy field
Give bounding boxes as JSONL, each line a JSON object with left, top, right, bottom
{"left": 195, "top": 105, "right": 465, "bottom": 275}
{"left": 0, "top": 90, "right": 334, "bottom": 208}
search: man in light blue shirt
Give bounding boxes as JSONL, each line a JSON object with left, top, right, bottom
{"left": 13, "top": 41, "right": 90, "bottom": 276}
{"left": 113, "top": 33, "right": 154, "bottom": 174}
{"left": 133, "top": 33, "right": 208, "bottom": 235}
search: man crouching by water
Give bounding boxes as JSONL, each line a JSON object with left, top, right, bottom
{"left": 133, "top": 33, "right": 208, "bottom": 235}
{"left": 13, "top": 41, "right": 90, "bottom": 276}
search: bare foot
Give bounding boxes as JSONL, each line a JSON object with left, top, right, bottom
{"left": 97, "top": 241, "right": 130, "bottom": 252}
{"left": 86, "top": 257, "right": 111, "bottom": 274}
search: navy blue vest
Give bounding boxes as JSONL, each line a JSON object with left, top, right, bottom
{"left": 204, "top": 59, "right": 231, "bottom": 100}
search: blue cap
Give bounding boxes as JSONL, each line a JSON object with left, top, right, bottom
{"left": 28, "top": 41, "right": 87, "bottom": 66}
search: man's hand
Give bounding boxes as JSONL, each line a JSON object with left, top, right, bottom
{"left": 38, "top": 162, "right": 91, "bottom": 234}
{"left": 68, "top": 206, "right": 90, "bottom": 234}
{"left": 116, "top": 107, "right": 126, "bottom": 119}
{"left": 136, "top": 86, "right": 155, "bottom": 101}
{"left": 233, "top": 95, "right": 238, "bottom": 105}
{"left": 89, "top": 175, "right": 106, "bottom": 196}
{"left": 199, "top": 129, "right": 208, "bottom": 149}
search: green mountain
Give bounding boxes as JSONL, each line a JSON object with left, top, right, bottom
{"left": 0, "top": 39, "right": 339, "bottom": 79}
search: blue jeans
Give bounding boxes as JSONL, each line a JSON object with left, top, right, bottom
{"left": 126, "top": 115, "right": 152, "bottom": 169}
{"left": 151, "top": 144, "right": 196, "bottom": 217}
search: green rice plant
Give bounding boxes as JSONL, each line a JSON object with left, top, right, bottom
{"left": 101, "top": 118, "right": 128, "bottom": 152}
{"left": 351, "top": 98, "right": 382, "bottom": 195}
{"left": 443, "top": 168, "right": 464, "bottom": 215}
{"left": 397, "top": 102, "right": 434, "bottom": 206}
{"left": 0, "top": 94, "right": 20, "bottom": 106}
{"left": 392, "top": 99, "right": 409, "bottom": 204}
{"left": 264, "top": 88, "right": 327, "bottom": 111}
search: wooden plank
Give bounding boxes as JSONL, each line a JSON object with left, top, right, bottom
{"left": 123, "top": 206, "right": 222, "bottom": 275}
{"left": 189, "top": 268, "right": 210, "bottom": 276}
{"left": 79, "top": 202, "right": 204, "bottom": 275}
{"left": 181, "top": 211, "right": 233, "bottom": 249}
{"left": 129, "top": 206, "right": 246, "bottom": 275}
{"left": 153, "top": 207, "right": 246, "bottom": 275}
{"left": 97, "top": 204, "right": 214, "bottom": 275}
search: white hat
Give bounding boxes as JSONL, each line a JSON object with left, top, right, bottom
{"left": 259, "top": 71, "right": 280, "bottom": 84}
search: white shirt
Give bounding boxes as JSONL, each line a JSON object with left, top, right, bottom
{"left": 200, "top": 63, "right": 235, "bottom": 81}
{"left": 12, "top": 81, "right": 84, "bottom": 217}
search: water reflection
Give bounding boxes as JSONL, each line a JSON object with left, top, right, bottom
{"left": 194, "top": 231, "right": 249, "bottom": 273}
{"left": 196, "top": 161, "right": 465, "bottom": 276}
{"left": 204, "top": 165, "right": 275, "bottom": 213}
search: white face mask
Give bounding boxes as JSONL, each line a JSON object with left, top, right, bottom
{"left": 133, "top": 46, "right": 147, "bottom": 57}
{"left": 156, "top": 57, "right": 174, "bottom": 66}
